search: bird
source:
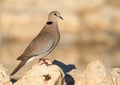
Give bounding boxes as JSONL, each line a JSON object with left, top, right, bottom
{"left": 11, "top": 11, "right": 63, "bottom": 75}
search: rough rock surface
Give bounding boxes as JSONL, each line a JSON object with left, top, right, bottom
{"left": 0, "top": 63, "right": 12, "bottom": 85}
{"left": 13, "top": 60, "right": 65, "bottom": 85}
{"left": 68, "top": 60, "right": 120, "bottom": 85}
{"left": 1, "top": 60, "right": 120, "bottom": 85}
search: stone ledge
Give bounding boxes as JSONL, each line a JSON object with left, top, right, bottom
{"left": 1, "top": 60, "right": 120, "bottom": 85}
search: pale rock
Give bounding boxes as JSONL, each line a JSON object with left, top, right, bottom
{"left": 13, "top": 60, "right": 65, "bottom": 85}
{"left": 82, "top": 60, "right": 113, "bottom": 85}
{"left": 2, "top": 59, "right": 120, "bottom": 85}
{"left": 68, "top": 69, "right": 83, "bottom": 85}
{"left": 0, "top": 63, "right": 12, "bottom": 85}
{"left": 68, "top": 60, "right": 120, "bottom": 85}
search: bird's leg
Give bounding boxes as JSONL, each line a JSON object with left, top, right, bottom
{"left": 38, "top": 58, "right": 50, "bottom": 66}
{"left": 38, "top": 58, "right": 42, "bottom": 63}
{"left": 42, "top": 59, "right": 49, "bottom": 66}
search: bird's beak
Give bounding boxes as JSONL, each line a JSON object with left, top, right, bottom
{"left": 59, "top": 16, "right": 63, "bottom": 20}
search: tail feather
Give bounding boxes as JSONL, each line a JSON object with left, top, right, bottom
{"left": 17, "top": 54, "right": 24, "bottom": 60}
{"left": 11, "top": 60, "right": 27, "bottom": 75}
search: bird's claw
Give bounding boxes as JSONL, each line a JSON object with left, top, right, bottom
{"left": 38, "top": 58, "right": 51, "bottom": 66}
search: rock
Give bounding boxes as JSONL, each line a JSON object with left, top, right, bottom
{"left": 68, "top": 60, "right": 120, "bottom": 85}
{"left": 13, "top": 60, "right": 65, "bottom": 85}
{"left": 0, "top": 63, "right": 12, "bottom": 85}
{"left": 82, "top": 60, "right": 113, "bottom": 85}
{"left": 66, "top": 69, "right": 83, "bottom": 85}
{"left": 2, "top": 59, "right": 120, "bottom": 85}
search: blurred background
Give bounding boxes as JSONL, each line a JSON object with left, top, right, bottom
{"left": 0, "top": 0, "right": 120, "bottom": 78}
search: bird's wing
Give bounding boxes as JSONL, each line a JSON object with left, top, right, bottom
{"left": 17, "top": 32, "right": 56, "bottom": 60}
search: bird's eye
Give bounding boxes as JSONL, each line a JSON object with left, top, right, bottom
{"left": 54, "top": 13, "right": 57, "bottom": 16}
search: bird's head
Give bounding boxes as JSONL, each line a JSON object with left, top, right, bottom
{"left": 48, "top": 11, "right": 63, "bottom": 22}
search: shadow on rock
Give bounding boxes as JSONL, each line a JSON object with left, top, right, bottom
{"left": 52, "top": 60, "right": 75, "bottom": 85}
{"left": 11, "top": 79, "right": 17, "bottom": 83}
{"left": 64, "top": 74, "right": 75, "bottom": 85}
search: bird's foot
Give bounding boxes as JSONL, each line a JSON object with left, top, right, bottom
{"left": 38, "top": 58, "right": 51, "bottom": 66}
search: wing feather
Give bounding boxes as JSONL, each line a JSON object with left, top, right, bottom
{"left": 17, "top": 32, "right": 55, "bottom": 60}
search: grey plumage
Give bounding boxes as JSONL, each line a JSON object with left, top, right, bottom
{"left": 11, "top": 11, "right": 63, "bottom": 75}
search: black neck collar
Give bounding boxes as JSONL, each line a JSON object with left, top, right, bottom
{"left": 46, "top": 21, "right": 53, "bottom": 25}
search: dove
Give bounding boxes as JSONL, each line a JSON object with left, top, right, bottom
{"left": 11, "top": 11, "right": 63, "bottom": 75}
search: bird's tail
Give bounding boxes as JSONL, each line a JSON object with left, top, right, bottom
{"left": 11, "top": 59, "right": 27, "bottom": 75}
